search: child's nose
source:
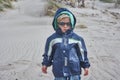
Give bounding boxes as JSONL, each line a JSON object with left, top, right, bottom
{"left": 63, "top": 24, "right": 68, "bottom": 27}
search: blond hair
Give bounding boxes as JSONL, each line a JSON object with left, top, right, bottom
{"left": 57, "top": 14, "right": 70, "bottom": 22}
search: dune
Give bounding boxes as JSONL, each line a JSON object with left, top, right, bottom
{"left": 0, "top": 0, "right": 120, "bottom": 80}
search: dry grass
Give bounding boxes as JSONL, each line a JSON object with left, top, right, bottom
{"left": 76, "top": 24, "right": 88, "bottom": 29}
{"left": 0, "top": 0, "right": 14, "bottom": 11}
{"left": 100, "top": 0, "right": 114, "bottom": 3}
{"left": 45, "top": 0, "right": 62, "bottom": 16}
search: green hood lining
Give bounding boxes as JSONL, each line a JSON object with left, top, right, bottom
{"left": 54, "top": 11, "right": 75, "bottom": 30}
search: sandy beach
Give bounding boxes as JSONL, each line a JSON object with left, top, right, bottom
{"left": 0, "top": 0, "right": 120, "bottom": 80}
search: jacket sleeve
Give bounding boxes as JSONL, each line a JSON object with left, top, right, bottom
{"left": 42, "top": 37, "right": 54, "bottom": 67}
{"left": 79, "top": 38, "right": 90, "bottom": 68}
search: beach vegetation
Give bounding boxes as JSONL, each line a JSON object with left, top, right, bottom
{"left": 45, "top": 0, "right": 62, "bottom": 16}
{"left": 100, "top": 0, "right": 114, "bottom": 3}
{"left": 76, "top": 24, "right": 88, "bottom": 29}
{"left": 0, "top": 0, "right": 14, "bottom": 11}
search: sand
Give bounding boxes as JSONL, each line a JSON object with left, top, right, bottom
{"left": 0, "top": 0, "right": 120, "bottom": 80}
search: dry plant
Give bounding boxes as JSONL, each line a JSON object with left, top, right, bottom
{"left": 100, "top": 0, "right": 114, "bottom": 3}
{"left": 45, "top": 0, "right": 62, "bottom": 16}
{"left": 0, "top": 0, "right": 15, "bottom": 11}
{"left": 76, "top": 24, "right": 88, "bottom": 29}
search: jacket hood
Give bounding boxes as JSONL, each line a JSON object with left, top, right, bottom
{"left": 52, "top": 8, "right": 76, "bottom": 31}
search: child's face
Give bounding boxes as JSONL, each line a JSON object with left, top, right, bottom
{"left": 58, "top": 17, "right": 71, "bottom": 33}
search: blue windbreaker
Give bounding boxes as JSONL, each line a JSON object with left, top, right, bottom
{"left": 42, "top": 8, "right": 90, "bottom": 77}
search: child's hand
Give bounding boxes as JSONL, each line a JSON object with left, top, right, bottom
{"left": 42, "top": 65, "right": 47, "bottom": 74}
{"left": 84, "top": 68, "right": 89, "bottom": 76}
